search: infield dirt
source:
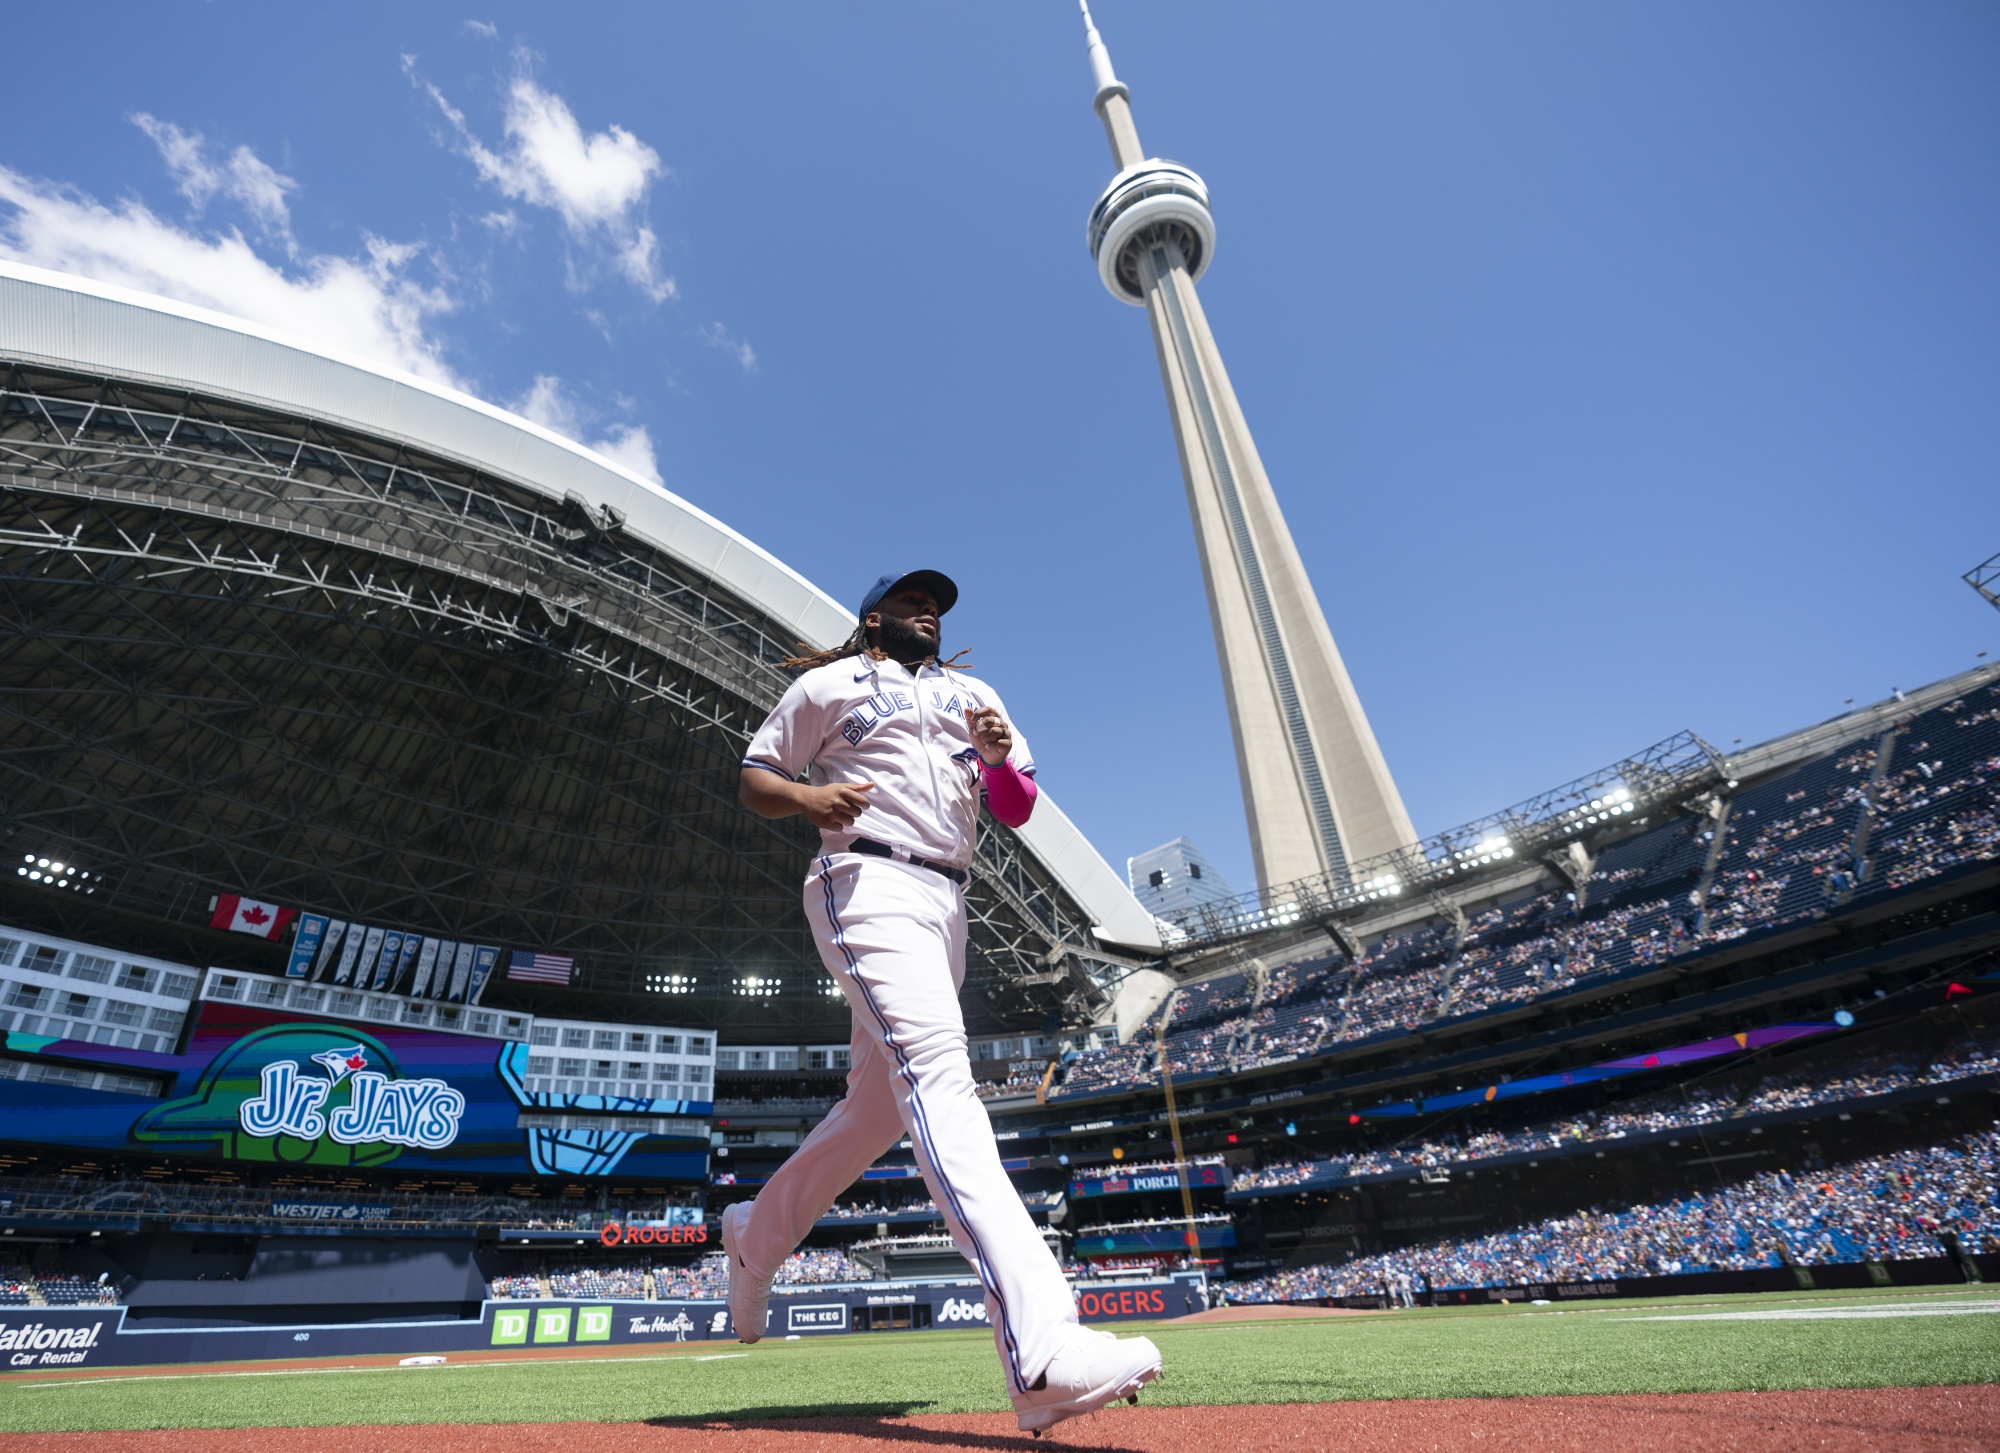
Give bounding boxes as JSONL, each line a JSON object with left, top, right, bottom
{"left": 2, "top": 1386, "right": 1996, "bottom": 1452}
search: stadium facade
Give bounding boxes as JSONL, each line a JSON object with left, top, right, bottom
{"left": 0, "top": 259, "right": 1160, "bottom": 1049}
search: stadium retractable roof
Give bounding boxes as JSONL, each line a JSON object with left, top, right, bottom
{"left": 0, "top": 261, "right": 1159, "bottom": 1037}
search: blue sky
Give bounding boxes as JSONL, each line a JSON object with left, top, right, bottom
{"left": 3, "top": 3, "right": 1995, "bottom": 897}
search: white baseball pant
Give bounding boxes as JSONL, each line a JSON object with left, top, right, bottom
{"left": 727, "top": 851, "right": 1078, "bottom": 1393}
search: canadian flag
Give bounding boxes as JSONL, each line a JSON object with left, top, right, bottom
{"left": 209, "top": 894, "right": 298, "bottom": 941}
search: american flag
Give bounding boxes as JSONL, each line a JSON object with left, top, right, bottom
{"left": 507, "top": 949, "right": 574, "bottom": 985}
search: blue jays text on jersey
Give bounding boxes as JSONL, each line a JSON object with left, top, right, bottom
{"left": 743, "top": 654, "right": 1033, "bottom": 867}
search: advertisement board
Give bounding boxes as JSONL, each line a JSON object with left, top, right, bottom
{"left": 1068, "top": 1163, "right": 1231, "bottom": 1199}
{"left": 0, "top": 1277, "right": 1205, "bottom": 1371}
{"left": 0, "top": 1001, "right": 707, "bottom": 1180}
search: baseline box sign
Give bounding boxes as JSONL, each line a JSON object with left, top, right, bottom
{"left": 0, "top": 1001, "right": 706, "bottom": 1180}
{"left": 1069, "top": 1164, "right": 1230, "bottom": 1199}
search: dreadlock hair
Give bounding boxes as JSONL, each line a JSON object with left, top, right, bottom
{"left": 779, "top": 622, "right": 974, "bottom": 673}
{"left": 780, "top": 623, "right": 874, "bottom": 673}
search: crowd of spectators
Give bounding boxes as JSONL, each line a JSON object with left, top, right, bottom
{"left": 488, "top": 1272, "right": 542, "bottom": 1299}
{"left": 975, "top": 1069, "right": 1047, "bottom": 1101}
{"left": 1069, "top": 1155, "right": 1227, "bottom": 1184}
{"left": 1076, "top": 1212, "right": 1233, "bottom": 1237}
{"left": 655, "top": 1259, "right": 731, "bottom": 1299}
{"left": 822, "top": 1196, "right": 938, "bottom": 1221}
{"left": 0, "top": 1169, "right": 701, "bottom": 1236}
{"left": 549, "top": 1266, "right": 648, "bottom": 1299}
{"left": 32, "top": 1274, "right": 114, "bottom": 1306}
{"left": 774, "top": 1248, "right": 860, "bottom": 1284}
{"left": 1225, "top": 1128, "right": 2000, "bottom": 1301}
{"left": 1051, "top": 689, "right": 2000, "bottom": 1101}
{"left": 0, "top": 1267, "right": 116, "bottom": 1305}
{"left": 0, "top": 1266, "right": 33, "bottom": 1305}
{"left": 1229, "top": 1041, "right": 1999, "bottom": 1192}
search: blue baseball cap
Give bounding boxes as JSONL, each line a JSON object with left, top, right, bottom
{"left": 858, "top": 569, "right": 958, "bottom": 618}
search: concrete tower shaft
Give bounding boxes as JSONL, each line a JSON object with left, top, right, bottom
{"left": 1079, "top": 3, "right": 1417, "bottom": 891}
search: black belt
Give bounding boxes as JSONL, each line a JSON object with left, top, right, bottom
{"left": 849, "top": 837, "right": 967, "bottom": 885}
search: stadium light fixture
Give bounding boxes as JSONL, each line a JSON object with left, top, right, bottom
{"left": 19, "top": 855, "right": 92, "bottom": 892}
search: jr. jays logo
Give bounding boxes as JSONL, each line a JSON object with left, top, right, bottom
{"left": 239, "top": 1053, "right": 466, "bottom": 1150}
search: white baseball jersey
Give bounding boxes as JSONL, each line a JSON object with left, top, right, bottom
{"left": 728, "top": 649, "right": 1082, "bottom": 1393}
{"left": 742, "top": 653, "right": 1033, "bottom": 866}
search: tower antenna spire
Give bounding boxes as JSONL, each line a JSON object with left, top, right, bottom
{"left": 1078, "top": 1, "right": 1142, "bottom": 168}
{"left": 1079, "top": 1, "right": 1126, "bottom": 111}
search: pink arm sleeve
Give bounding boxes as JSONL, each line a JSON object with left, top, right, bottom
{"left": 979, "top": 758, "right": 1038, "bottom": 828}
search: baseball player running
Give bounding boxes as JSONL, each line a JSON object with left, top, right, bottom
{"left": 726, "top": 568, "right": 1162, "bottom": 1434}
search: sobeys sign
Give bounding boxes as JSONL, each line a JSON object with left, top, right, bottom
{"left": 133, "top": 1024, "right": 466, "bottom": 1165}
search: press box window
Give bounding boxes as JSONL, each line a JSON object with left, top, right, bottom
{"left": 67, "top": 954, "right": 114, "bottom": 985}
{"left": 561, "top": 1028, "right": 589, "bottom": 1049}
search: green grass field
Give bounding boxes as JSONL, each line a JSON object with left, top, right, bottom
{"left": 4, "top": 1286, "right": 1997, "bottom": 1434}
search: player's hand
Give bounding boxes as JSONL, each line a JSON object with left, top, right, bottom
{"left": 966, "top": 707, "right": 1012, "bottom": 767}
{"left": 804, "top": 781, "right": 875, "bottom": 831}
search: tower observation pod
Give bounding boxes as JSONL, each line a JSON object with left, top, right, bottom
{"left": 1078, "top": 2, "right": 1418, "bottom": 894}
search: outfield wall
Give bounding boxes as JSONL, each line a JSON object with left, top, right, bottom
{"left": 1287, "top": 1254, "right": 1996, "bottom": 1311}
{"left": 0, "top": 1276, "right": 1203, "bottom": 1371}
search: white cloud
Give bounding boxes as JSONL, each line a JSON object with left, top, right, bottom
{"left": 131, "top": 114, "right": 297, "bottom": 239}
{"left": 513, "top": 372, "right": 583, "bottom": 436}
{"left": 591, "top": 423, "right": 661, "bottom": 483}
{"left": 414, "top": 64, "right": 675, "bottom": 301}
{"left": 511, "top": 373, "right": 661, "bottom": 482}
{"left": 463, "top": 19, "right": 498, "bottom": 39}
{"left": 699, "top": 322, "right": 757, "bottom": 374}
{"left": 0, "top": 163, "right": 460, "bottom": 388}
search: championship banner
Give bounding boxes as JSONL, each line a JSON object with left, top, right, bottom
{"left": 390, "top": 934, "right": 423, "bottom": 992}
{"left": 466, "top": 945, "right": 502, "bottom": 1004}
{"left": 410, "top": 937, "right": 444, "bottom": 998}
{"left": 310, "top": 920, "right": 349, "bottom": 979}
{"left": 286, "top": 915, "right": 330, "bottom": 979}
{"left": 370, "top": 930, "right": 404, "bottom": 991}
{"left": 331, "top": 923, "right": 366, "bottom": 984}
{"left": 291, "top": 918, "right": 498, "bottom": 1005}
{"left": 350, "top": 927, "right": 386, "bottom": 988}
{"left": 445, "top": 942, "right": 475, "bottom": 1000}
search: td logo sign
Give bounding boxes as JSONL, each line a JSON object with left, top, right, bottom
{"left": 491, "top": 1305, "right": 614, "bottom": 1346}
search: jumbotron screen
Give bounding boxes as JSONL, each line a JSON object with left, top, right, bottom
{"left": 0, "top": 1000, "right": 708, "bottom": 1180}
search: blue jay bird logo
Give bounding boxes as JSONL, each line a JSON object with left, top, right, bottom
{"left": 310, "top": 1045, "right": 369, "bottom": 1084}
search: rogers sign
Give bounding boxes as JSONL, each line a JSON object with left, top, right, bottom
{"left": 1077, "top": 1286, "right": 1170, "bottom": 1319}
{"left": 599, "top": 1221, "right": 709, "bottom": 1247}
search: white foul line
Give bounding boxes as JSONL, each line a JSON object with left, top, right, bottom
{"left": 1620, "top": 1299, "right": 2000, "bottom": 1322}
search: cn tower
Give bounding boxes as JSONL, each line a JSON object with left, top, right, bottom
{"left": 1078, "top": 3, "right": 1418, "bottom": 893}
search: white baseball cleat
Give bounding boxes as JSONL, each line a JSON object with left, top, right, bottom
{"left": 1011, "top": 1327, "right": 1163, "bottom": 1435}
{"left": 718, "top": 1201, "right": 770, "bottom": 1344}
